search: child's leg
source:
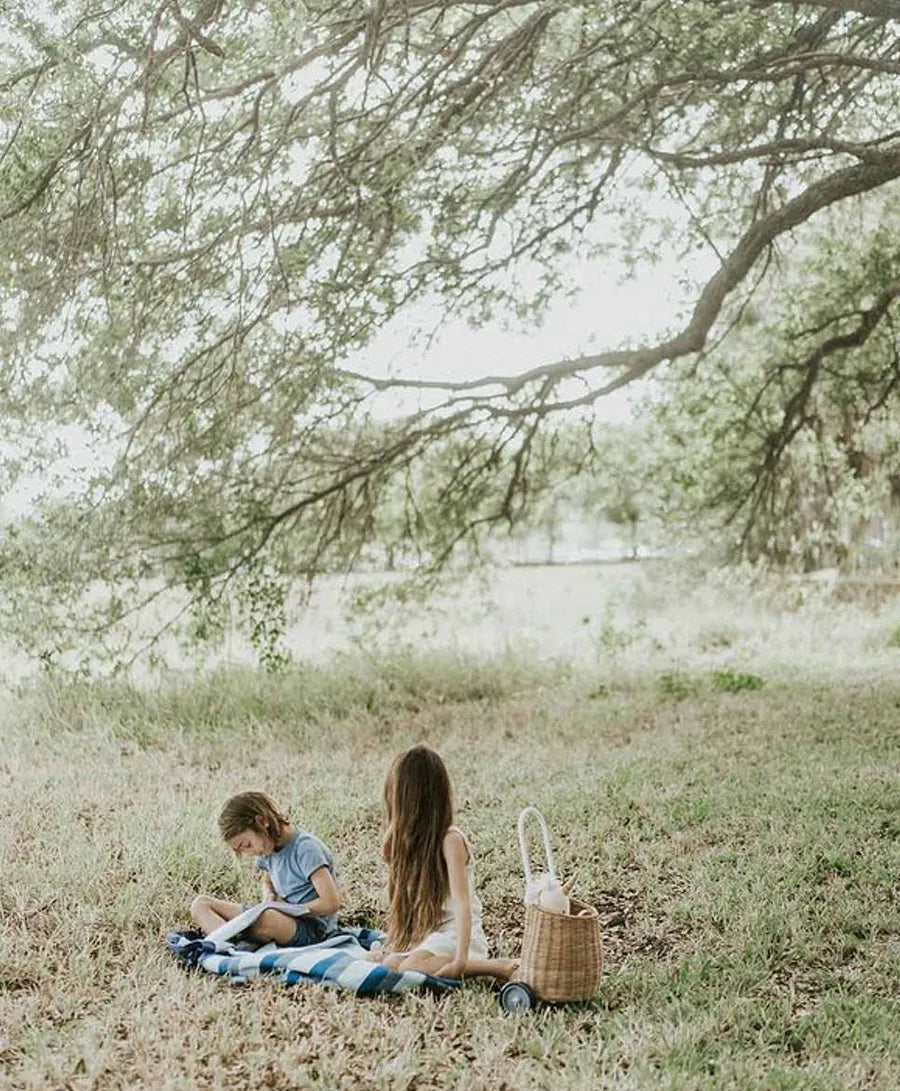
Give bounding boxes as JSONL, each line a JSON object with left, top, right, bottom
{"left": 374, "top": 948, "right": 439, "bottom": 971}
{"left": 190, "top": 895, "right": 243, "bottom": 935}
{"left": 455, "top": 957, "right": 519, "bottom": 983}
{"left": 395, "top": 947, "right": 519, "bottom": 981}
{"left": 394, "top": 948, "right": 447, "bottom": 975}
{"left": 248, "top": 909, "right": 311, "bottom": 946}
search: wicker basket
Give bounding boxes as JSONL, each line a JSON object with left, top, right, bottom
{"left": 515, "top": 808, "right": 603, "bottom": 1003}
{"left": 519, "top": 897, "right": 603, "bottom": 1001}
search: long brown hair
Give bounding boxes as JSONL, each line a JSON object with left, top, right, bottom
{"left": 218, "top": 791, "right": 288, "bottom": 844}
{"left": 382, "top": 745, "right": 454, "bottom": 952}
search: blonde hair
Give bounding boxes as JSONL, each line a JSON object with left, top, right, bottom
{"left": 218, "top": 791, "right": 288, "bottom": 844}
{"left": 382, "top": 746, "right": 453, "bottom": 952}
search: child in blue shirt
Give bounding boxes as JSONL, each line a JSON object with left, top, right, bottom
{"left": 190, "top": 791, "right": 340, "bottom": 946}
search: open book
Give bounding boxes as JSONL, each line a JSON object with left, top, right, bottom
{"left": 206, "top": 901, "right": 309, "bottom": 945}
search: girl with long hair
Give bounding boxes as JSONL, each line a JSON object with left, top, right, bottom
{"left": 375, "top": 745, "right": 517, "bottom": 980}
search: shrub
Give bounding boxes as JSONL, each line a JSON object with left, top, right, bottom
{"left": 657, "top": 671, "right": 701, "bottom": 700}
{"left": 710, "top": 670, "right": 764, "bottom": 693}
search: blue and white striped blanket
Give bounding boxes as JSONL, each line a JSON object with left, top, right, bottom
{"left": 166, "top": 927, "right": 459, "bottom": 996}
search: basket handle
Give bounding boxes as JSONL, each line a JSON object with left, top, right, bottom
{"left": 517, "top": 806, "right": 558, "bottom": 889}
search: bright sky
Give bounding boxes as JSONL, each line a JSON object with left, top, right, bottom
{"left": 340, "top": 249, "right": 693, "bottom": 422}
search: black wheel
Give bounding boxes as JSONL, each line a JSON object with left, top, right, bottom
{"left": 499, "top": 981, "right": 536, "bottom": 1013}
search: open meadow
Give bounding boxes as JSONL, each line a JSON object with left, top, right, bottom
{"left": 5, "top": 2, "right": 900, "bottom": 1087}
{"left": 2, "top": 562, "right": 900, "bottom": 1090}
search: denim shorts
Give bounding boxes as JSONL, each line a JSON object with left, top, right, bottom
{"left": 238, "top": 908, "right": 330, "bottom": 948}
{"left": 288, "top": 914, "right": 329, "bottom": 947}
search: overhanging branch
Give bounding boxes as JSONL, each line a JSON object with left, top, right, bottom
{"left": 338, "top": 149, "right": 900, "bottom": 400}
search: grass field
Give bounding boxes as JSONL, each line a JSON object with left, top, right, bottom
{"left": 2, "top": 570, "right": 900, "bottom": 1090}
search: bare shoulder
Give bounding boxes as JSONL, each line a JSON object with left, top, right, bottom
{"left": 443, "top": 826, "right": 470, "bottom": 862}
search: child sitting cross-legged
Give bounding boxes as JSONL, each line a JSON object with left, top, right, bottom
{"left": 190, "top": 791, "right": 340, "bottom": 947}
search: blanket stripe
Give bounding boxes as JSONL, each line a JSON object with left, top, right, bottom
{"left": 166, "top": 927, "right": 458, "bottom": 995}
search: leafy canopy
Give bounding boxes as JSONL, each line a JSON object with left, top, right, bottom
{"left": 2, "top": 0, "right": 900, "bottom": 665}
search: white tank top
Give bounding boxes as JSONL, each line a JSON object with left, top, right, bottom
{"left": 438, "top": 826, "right": 485, "bottom": 929}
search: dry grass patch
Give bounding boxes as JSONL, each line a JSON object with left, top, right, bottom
{"left": 2, "top": 654, "right": 899, "bottom": 1090}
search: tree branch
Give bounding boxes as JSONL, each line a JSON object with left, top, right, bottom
{"left": 338, "top": 149, "right": 900, "bottom": 400}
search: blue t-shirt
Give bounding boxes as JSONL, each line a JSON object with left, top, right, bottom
{"left": 255, "top": 831, "right": 338, "bottom": 932}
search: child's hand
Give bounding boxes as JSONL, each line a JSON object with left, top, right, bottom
{"left": 435, "top": 958, "right": 466, "bottom": 979}
{"left": 260, "top": 873, "right": 277, "bottom": 901}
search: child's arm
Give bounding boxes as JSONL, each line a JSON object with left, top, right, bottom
{"left": 299, "top": 865, "right": 341, "bottom": 919}
{"left": 435, "top": 829, "right": 471, "bottom": 978}
{"left": 258, "top": 868, "right": 277, "bottom": 901}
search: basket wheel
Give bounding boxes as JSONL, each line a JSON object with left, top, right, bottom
{"left": 499, "top": 981, "right": 536, "bottom": 1013}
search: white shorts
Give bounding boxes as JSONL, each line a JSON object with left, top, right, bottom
{"left": 418, "top": 921, "right": 489, "bottom": 961}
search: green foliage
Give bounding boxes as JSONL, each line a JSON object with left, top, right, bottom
{"left": 657, "top": 671, "right": 701, "bottom": 701}
{"left": 641, "top": 197, "right": 900, "bottom": 571}
{"left": 235, "top": 564, "right": 291, "bottom": 674}
{"left": 1, "top": 1, "right": 900, "bottom": 665}
{"left": 710, "top": 670, "right": 765, "bottom": 693}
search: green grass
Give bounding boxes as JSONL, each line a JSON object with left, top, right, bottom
{"left": 2, "top": 651, "right": 900, "bottom": 1090}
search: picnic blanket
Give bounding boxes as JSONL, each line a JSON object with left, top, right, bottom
{"left": 204, "top": 900, "right": 313, "bottom": 945}
{"left": 166, "top": 926, "right": 459, "bottom": 996}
